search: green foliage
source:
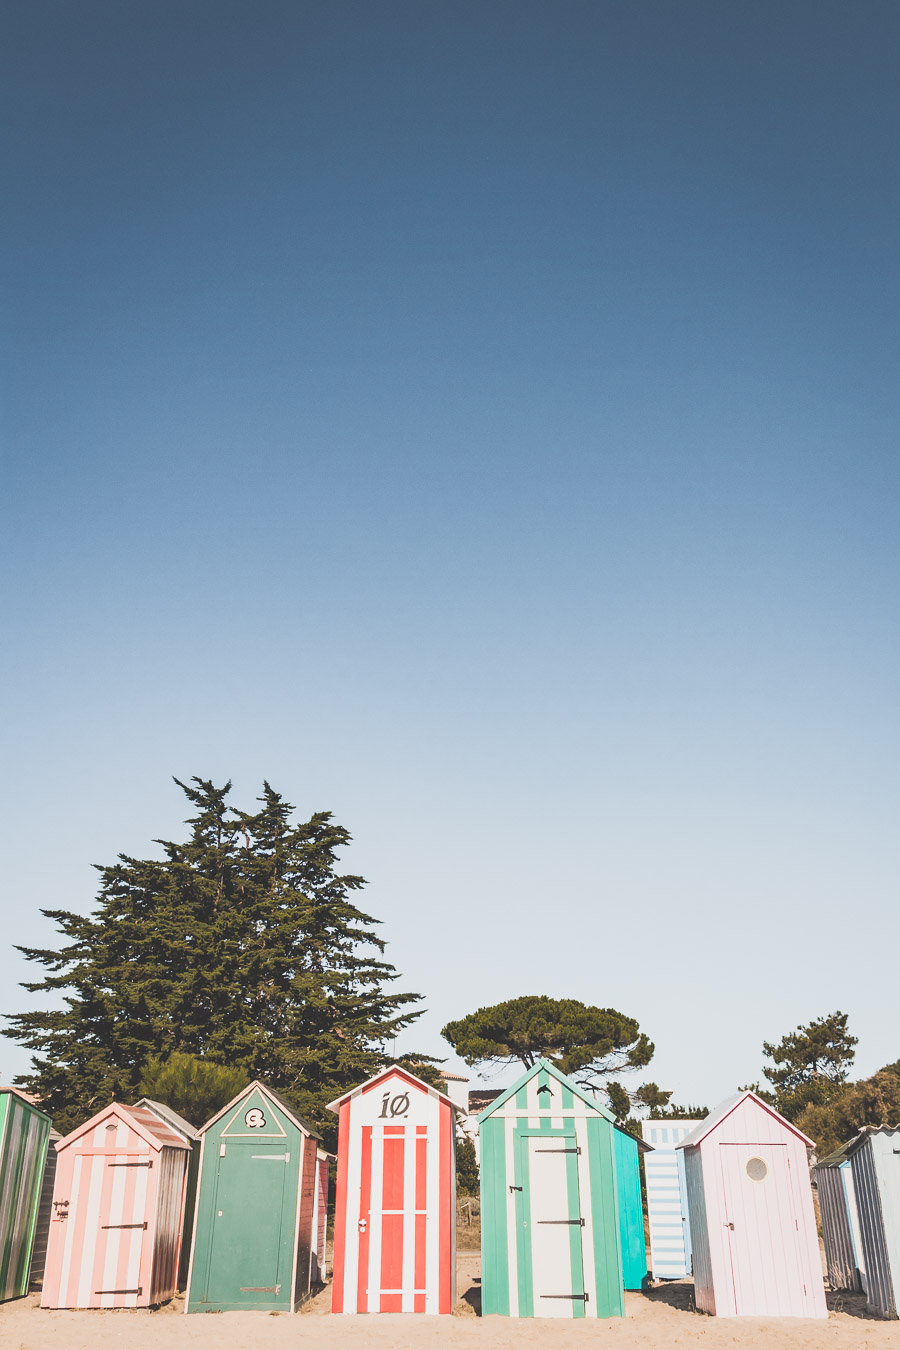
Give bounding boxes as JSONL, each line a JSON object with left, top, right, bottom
{"left": 7, "top": 777, "right": 428, "bottom": 1139}
{"left": 632, "top": 1082, "right": 672, "bottom": 1112}
{"left": 442, "top": 995, "right": 653, "bottom": 1093}
{"left": 648, "top": 1102, "right": 709, "bottom": 1120}
{"left": 605, "top": 1081, "right": 632, "bottom": 1123}
{"left": 138, "top": 1052, "right": 248, "bottom": 1129}
{"left": 456, "top": 1135, "right": 479, "bottom": 1195}
{"left": 761, "top": 1011, "right": 857, "bottom": 1122}
{"left": 796, "top": 1068, "right": 900, "bottom": 1158}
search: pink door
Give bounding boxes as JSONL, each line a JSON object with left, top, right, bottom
{"left": 43, "top": 1145, "right": 157, "bottom": 1308}
{"left": 719, "top": 1143, "right": 805, "bottom": 1316}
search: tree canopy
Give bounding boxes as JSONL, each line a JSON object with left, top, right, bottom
{"left": 441, "top": 994, "right": 654, "bottom": 1093}
{"left": 795, "top": 1065, "right": 900, "bottom": 1157}
{"left": 138, "top": 1052, "right": 248, "bottom": 1129}
{"left": 761, "top": 1010, "right": 857, "bottom": 1121}
{"left": 7, "top": 777, "right": 427, "bottom": 1137}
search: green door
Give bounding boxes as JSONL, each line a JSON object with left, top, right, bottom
{"left": 204, "top": 1142, "right": 290, "bottom": 1307}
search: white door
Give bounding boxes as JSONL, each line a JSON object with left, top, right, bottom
{"left": 527, "top": 1137, "right": 586, "bottom": 1317}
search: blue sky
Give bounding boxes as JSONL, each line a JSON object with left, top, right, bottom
{"left": 2, "top": 1, "right": 898, "bottom": 1105}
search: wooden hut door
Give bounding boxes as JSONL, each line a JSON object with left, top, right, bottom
{"left": 526, "top": 1136, "right": 586, "bottom": 1317}
{"left": 205, "top": 1142, "right": 289, "bottom": 1306}
{"left": 719, "top": 1143, "right": 804, "bottom": 1316}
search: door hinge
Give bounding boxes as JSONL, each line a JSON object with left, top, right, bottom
{"left": 108, "top": 1160, "right": 153, "bottom": 1168}
{"left": 537, "top": 1218, "right": 585, "bottom": 1226}
{"left": 101, "top": 1222, "right": 147, "bottom": 1231}
{"left": 540, "top": 1292, "right": 589, "bottom": 1302}
{"left": 95, "top": 1287, "right": 142, "bottom": 1296}
{"left": 240, "top": 1285, "right": 281, "bottom": 1294}
{"left": 534, "top": 1146, "right": 581, "bottom": 1154}
{"left": 509, "top": 1185, "right": 522, "bottom": 1193}
{"left": 251, "top": 1153, "right": 290, "bottom": 1162}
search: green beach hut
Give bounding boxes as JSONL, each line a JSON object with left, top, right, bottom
{"left": 0, "top": 1088, "right": 52, "bottom": 1302}
{"left": 478, "top": 1059, "right": 625, "bottom": 1319}
{"left": 185, "top": 1081, "right": 322, "bottom": 1314}
{"left": 613, "top": 1125, "right": 650, "bottom": 1290}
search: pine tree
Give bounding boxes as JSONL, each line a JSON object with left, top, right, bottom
{"left": 7, "top": 778, "right": 428, "bottom": 1137}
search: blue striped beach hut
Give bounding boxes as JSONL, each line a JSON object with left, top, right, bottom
{"left": 641, "top": 1119, "right": 698, "bottom": 1279}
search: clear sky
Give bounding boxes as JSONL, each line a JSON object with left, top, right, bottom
{"left": 2, "top": 1, "right": 898, "bottom": 1106}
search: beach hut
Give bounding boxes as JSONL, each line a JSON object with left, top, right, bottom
{"left": 41, "top": 1102, "right": 191, "bottom": 1308}
{"left": 845, "top": 1125, "right": 900, "bottom": 1319}
{"left": 813, "top": 1140, "right": 866, "bottom": 1293}
{"left": 329, "top": 1064, "right": 457, "bottom": 1314}
{"left": 27, "top": 1126, "right": 61, "bottom": 1292}
{"left": 478, "top": 1058, "right": 624, "bottom": 1319}
{"left": 0, "top": 1088, "right": 52, "bottom": 1301}
{"left": 613, "top": 1126, "right": 650, "bottom": 1289}
{"left": 133, "top": 1098, "right": 200, "bottom": 1289}
{"left": 676, "top": 1091, "right": 826, "bottom": 1318}
{"left": 185, "top": 1080, "right": 322, "bottom": 1313}
{"left": 642, "top": 1119, "right": 699, "bottom": 1279}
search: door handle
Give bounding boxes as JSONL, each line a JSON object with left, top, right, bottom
{"left": 725, "top": 1222, "right": 734, "bottom": 1230}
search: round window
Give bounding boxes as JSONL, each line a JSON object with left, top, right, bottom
{"left": 746, "top": 1156, "right": 768, "bottom": 1182}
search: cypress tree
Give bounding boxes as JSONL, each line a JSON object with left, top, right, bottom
{"left": 7, "top": 777, "right": 427, "bottom": 1136}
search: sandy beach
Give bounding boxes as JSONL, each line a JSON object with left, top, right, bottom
{"left": 2, "top": 1253, "right": 894, "bottom": 1350}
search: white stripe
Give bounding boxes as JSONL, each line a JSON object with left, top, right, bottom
{"left": 367, "top": 1128, "right": 384, "bottom": 1312}
{"left": 505, "top": 1116, "right": 518, "bottom": 1316}
{"left": 401, "top": 1126, "right": 416, "bottom": 1311}
{"left": 341, "top": 1119, "right": 362, "bottom": 1312}
{"left": 54, "top": 1154, "right": 82, "bottom": 1306}
{"left": 574, "top": 1117, "right": 596, "bottom": 1316}
{"left": 424, "top": 1103, "right": 440, "bottom": 1313}
{"left": 123, "top": 1159, "right": 149, "bottom": 1307}
{"left": 75, "top": 1156, "right": 105, "bottom": 1306}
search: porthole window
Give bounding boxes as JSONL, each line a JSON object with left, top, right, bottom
{"left": 746, "top": 1156, "right": 768, "bottom": 1182}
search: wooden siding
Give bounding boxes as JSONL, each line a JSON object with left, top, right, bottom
{"left": 682, "top": 1147, "right": 714, "bottom": 1313}
{"left": 185, "top": 1081, "right": 319, "bottom": 1314}
{"left": 642, "top": 1120, "right": 695, "bottom": 1279}
{"left": 850, "top": 1132, "right": 899, "bottom": 1319}
{"left": 679, "top": 1093, "right": 826, "bottom": 1319}
{"left": 478, "top": 1060, "right": 624, "bottom": 1319}
{"left": 613, "top": 1128, "right": 647, "bottom": 1289}
{"left": 28, "top": 1135, "right": 59, "bottom": 1290}
{"left": 0, "top": 1092, "right": 52, "bottom": 1301}
{"left": 815, "top": 1161, "right": 862, "bottom": 1292}
{"left": 41, "top": 1105, "right": 189, "bottom": 1309}
{"left": 294, "top": 1132, "right": 318, "bottom": 1302}
{"left": 329, "top": 1065, "right": 455, "bottom": 1314}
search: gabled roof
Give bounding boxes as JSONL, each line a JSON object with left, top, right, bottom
{"left": 476, "top": 1058, "right": 615, "bottom": 1124}
{"left": 197, "top": 1079, "right": 320, "bottom": 1140}
{"left": 56, "top": 1101, "right": 190, "bottom": 1153}
{"left": 327, "top": 1063, "right": 455, "bottom": 1113}
{"left": 675, "top": 1091, "right": 815, "bottom": 1151}
{"left": 133, "top": 1097, "right": 200, "bottom": 1142}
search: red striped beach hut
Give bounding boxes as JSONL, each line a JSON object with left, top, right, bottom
{"left": 329, "top": 1065, "right": 456, "bottom": 1314}
{"left": 41, "top": 1103, "right": 191, "bottom": 1309}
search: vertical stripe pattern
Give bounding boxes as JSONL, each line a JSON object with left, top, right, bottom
{"left": 0, "top": 1093, "right": 52, "bottom": 1301}
{"left": 41, "top": 1104, "right": 189, "bottom": 1309}
{"left": 329, "top": 1067, "right": 455, "bottom": 1313}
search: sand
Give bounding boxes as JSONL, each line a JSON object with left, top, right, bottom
{"left": 2, "top": 1254, "right": 894, "bottom": 1350}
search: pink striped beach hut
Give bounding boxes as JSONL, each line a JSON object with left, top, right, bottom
{"left": 41, "top": 1103, "right": 191, "bottom": 1309}
{"left": 676, "top": 1091, "right": 826, "bottom": 1318}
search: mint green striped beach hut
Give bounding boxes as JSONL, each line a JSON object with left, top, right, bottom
{"left": 0, "top": 1089, "right": 52, "bottom": 1302}
{"left": 478, "top": 1059, "right": 625, "bottom": 1319}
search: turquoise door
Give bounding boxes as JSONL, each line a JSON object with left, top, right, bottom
{"left": 204, "top": 1142, "right": 291, "bottom": 1307}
